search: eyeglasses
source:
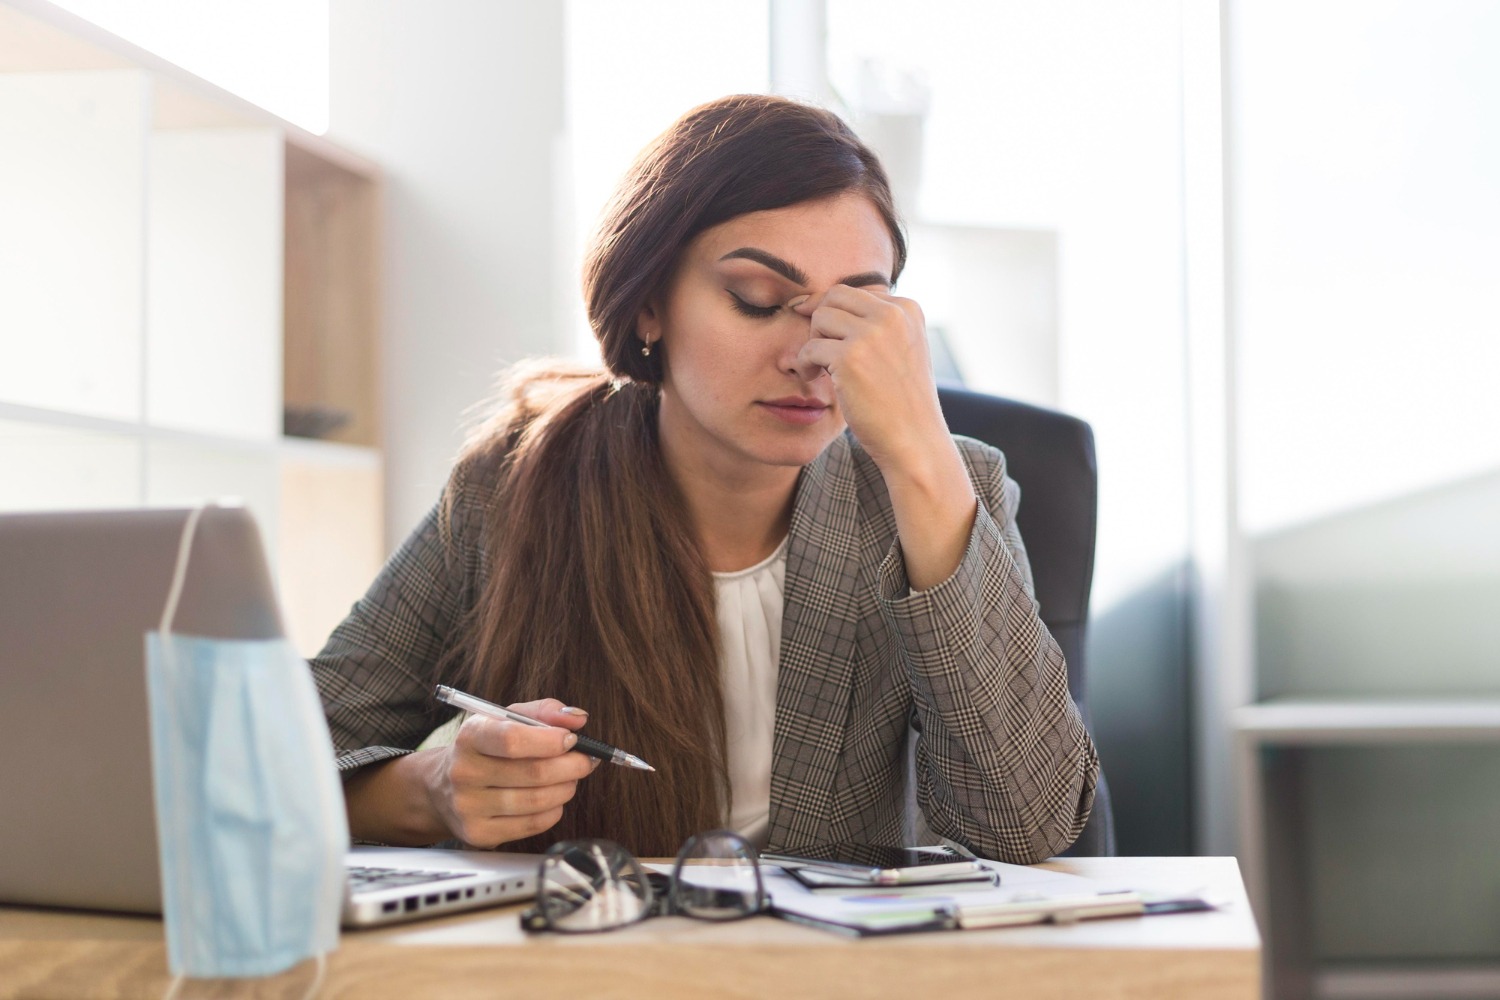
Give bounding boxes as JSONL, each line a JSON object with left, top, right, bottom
{"left": 519, "top": 829, "right": 768, "bottom": 933}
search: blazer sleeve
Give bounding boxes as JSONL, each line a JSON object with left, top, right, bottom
{"left": 309, "top": 461, "right": 485, "bottom": 773}
{"left": 875, "top": 438, "right": 1099, "bottom": 863}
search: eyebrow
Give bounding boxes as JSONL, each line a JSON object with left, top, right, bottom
{"left": 718, "top": 247, "right": 892, "bottom": 289}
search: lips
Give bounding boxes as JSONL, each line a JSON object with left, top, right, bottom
{"left": 757, "top": 396, "right": 831, "bottom": 426}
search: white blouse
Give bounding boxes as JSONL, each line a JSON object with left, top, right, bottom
{"left": 712, "top": 536, "right": 788, "bottom": 848}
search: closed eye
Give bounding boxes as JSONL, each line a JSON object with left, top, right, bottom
{"left": 728, "top": 292, "right": 781, "bottom": 319}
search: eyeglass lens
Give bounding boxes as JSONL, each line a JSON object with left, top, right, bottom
{"left": 537, "top": 840, "right": 652, "bottom": 932}
{"left": 669, "top": 830, "right": 767, "bottom": 921}
{"left": 530, "top": 831, "right": 767, "bottom": 932}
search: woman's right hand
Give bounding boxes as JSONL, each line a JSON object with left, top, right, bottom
{"left": 343, "top": 699, "right": 597, "bottom": 848}
{"left": 422, "top": 699, "right": 598, "bottom": 848}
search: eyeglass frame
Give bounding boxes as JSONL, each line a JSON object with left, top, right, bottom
{"left": 519, "top": 828, "right": 770, "bottom": 933}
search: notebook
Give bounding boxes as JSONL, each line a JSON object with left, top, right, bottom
{"left": 0, "top": 505, "right": 536, "bottom": 928}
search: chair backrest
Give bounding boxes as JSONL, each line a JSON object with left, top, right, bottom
{"left": 937, "top": 385, "right": 1116, "bottom": 856}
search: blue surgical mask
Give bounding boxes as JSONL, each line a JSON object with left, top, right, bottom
{"left": 144, "top": 507, "right": 348, "bottom": 984}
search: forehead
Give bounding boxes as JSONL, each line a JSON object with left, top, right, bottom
{"left": 687, "top": 193, "right": 897, "bottom": 281}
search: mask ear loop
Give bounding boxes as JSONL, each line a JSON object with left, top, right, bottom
{"left": 301, "top": 953, "right": 328, "bottom": 1000}
{"left": 157, "top": 505, "right": 204, "bottom": 1000}
{"left": 159, "top": 505, "right": 206, "bottom": 636}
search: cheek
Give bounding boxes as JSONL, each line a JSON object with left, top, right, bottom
{"left": 668, "top": 318, "right": 770, "bottom": 394}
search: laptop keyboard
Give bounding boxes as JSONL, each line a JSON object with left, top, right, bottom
{"left": 346, "top": 865, "right": 470, "bottom": 892}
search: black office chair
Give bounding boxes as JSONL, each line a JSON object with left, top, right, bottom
{"left": 937, "top": 385, "right": 1117, "bottom": 857}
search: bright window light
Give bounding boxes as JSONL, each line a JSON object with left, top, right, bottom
{"left": 1231, "top": 0, "right": 1500, "bottom": 534}
{"left": 49, "top": 0, "right": 329, "bottom": 133}
{"left": 564, "top": 0, "right": 770, "bottom": 360}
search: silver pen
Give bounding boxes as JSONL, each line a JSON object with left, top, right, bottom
{"left": 434, "top": 685, "right": 655, "bottom": 772}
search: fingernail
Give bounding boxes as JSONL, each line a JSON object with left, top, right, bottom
{"left": 589, "top": 758, "right": 602, "bottom": 771}
{"left": 563, "top": 734, "right": 578, "bottom": 749}
{"left": 559, "top": 706, "right": 589, "bottom": 718}
{"left": 787, "top": 294, "right": 811, "bottom": 310}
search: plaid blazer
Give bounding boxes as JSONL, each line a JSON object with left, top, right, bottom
{"left": 312, "top": 431, "right": 1098, "bottom": 864}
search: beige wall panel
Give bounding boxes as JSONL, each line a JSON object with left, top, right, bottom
{"left": 278, "top": 451, "right": 384, "bottom": 657}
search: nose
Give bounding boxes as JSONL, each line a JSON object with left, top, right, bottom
{"left": 779, "top": 293, "right": 825, "bottom": 383}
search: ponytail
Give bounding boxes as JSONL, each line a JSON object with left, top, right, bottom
{"left": 451, "top": 363, "right": 727, "bottom": 855}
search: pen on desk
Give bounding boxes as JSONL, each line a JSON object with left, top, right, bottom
{"left": 433, "top": 684, "right": 656, "bottom": 772}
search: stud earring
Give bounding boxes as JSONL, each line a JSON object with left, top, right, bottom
{"left": 641, "top": 341, "right": 652, "bottom": 358}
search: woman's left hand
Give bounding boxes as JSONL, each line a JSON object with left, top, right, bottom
{"left": 794, "top": 284, "right": 979, "bottom": 591}
{"left": 793, "top": 284, "right": 948, "bottom": 474}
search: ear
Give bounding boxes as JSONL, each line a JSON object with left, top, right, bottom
{"left": 635, "top": 300, "right": 660, "bottom": 347}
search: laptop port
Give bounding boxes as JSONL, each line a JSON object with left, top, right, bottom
{"left": 465, "top": 889, "right": 474, "bottom": 898}
{"left": 381, "top": 901, "right": 398, "bottom": 913}
{"left": 445, "top": 891, "right": 460, "bottom": 901}
{"left": 403, "top": 897, "right": 418, "bottom": 913}
{"left": 424, "top": 894, "right": 439, "bottom": 905}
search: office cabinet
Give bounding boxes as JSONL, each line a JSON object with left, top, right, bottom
{"left": 1234, "top": 472, "right": 1500, "bottom": 998}
{"left": 0, "top": 0, "right": 383, "bottom": 655}
{"left": 1237, "top": 701, "right": 1500, "bottom": 1000}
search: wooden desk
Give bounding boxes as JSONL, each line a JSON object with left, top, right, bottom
{"left": 0, "top": 857, "right": 1259, "bottom": 1000}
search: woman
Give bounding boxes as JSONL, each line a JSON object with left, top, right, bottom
{"left": 313, "top": 94, "right": 1098, "bottom": 864}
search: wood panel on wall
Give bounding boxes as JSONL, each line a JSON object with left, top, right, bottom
{"left": 277, "top": 452, "right": 383, "bottom": 657}
{"left": 283, "top": 143, "right": 381, "bottom": 449}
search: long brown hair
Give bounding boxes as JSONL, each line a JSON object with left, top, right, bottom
{"left": 452, "top": 95, "right": 905, "bottom": 855}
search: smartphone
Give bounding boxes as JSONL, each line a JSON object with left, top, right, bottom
{"left": 783, "top": 864, "right": 998, "bottom": 892}
{"left": 761, "top": 844, "right": 986, "bottom": 885}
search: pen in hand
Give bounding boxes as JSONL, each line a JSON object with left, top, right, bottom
{"left": 433, "top": 685, "right": 656, "bottom": 772}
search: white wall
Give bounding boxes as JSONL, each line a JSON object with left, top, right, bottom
{"left": 1230, "top": 0, "right": 1500, "bottom": 701}
{"left": 328, "top": 0, "right": 568, "bottom": 546}
{"left": 1231, "top": 0, "right": 1500, "bottom": 537}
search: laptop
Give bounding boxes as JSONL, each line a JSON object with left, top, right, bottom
{"left": 0, "top": 505, "right": 536, "bottom": 928}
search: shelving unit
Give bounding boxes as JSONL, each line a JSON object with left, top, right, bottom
{"left": 1235, "top": 698, "right": 1500, "bottom": 1000}
{"left": 0, "top": 0, "right": 383, "bottom": 656}
{"left": 896, "top": 222, "right": 1059, "bottom": 408}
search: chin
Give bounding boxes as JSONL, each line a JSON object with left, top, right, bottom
{"left": 749, "top": 429, "right": 843, "bottom": 469}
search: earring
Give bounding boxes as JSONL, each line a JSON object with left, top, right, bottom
{"left": 641, "top": 341, "right": 652, "bottom": 358}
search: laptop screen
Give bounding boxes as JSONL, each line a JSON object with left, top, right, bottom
{"left": 0, "top": 506, "right": 281, "bottom": 913}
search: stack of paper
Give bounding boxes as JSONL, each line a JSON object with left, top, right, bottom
{"left": 756, "top": 859, "right": 1205, "bottom": 937}
{"left": 647, "top": 858, "right": 1213, "bottom": 937}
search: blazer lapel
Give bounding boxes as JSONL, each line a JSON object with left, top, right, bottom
{"left": 767, "top": 435, "right": 864, "bottom": 848}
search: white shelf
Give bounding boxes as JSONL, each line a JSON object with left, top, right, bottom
{"left": 2, "top": 0, "right": 384, "bottom": 659}
{"left": 897, "top": 222, "right": 1059, "bottom": 407}
{"left": 278, "top": 435, "right": 382, "bottom": 469}
{"left": 1235, "top": 698, "right": 1500, "bottom": 744}
{"left": 1315, "top": 963, "right": 1500, "bottom": 1000}
{"left": 1235, "top": 696, "right": 1500, "bottom": 1000}
{"left": 0, "top": 400, "right": 379, "bottom": 465}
